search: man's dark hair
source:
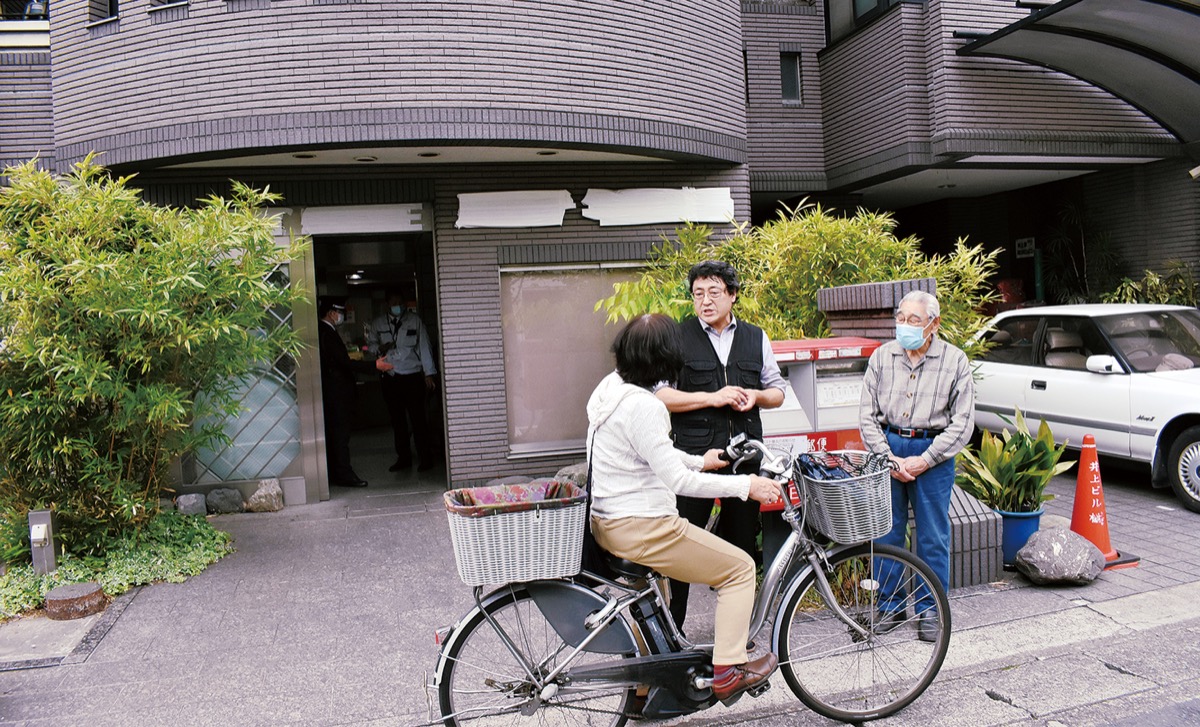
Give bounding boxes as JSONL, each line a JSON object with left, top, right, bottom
{"left": 687, "top": 260, "right": 740, "bottom": 295}
{"left": 612, "top": 314, "right": 684, "bottom": 389}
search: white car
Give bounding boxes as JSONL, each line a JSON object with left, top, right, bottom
{"left": 974, "top": 303, "right": 1200, "bottom": 513}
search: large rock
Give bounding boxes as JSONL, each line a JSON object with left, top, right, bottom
{"left": 176, "top": 493, "right": 208, "bottom": 516}
{"left": 1015, "top": 527, "right": 1105, "bottom": 585}
{"left": 246, "top": 478, "right": 284, "bottom": 513}
{"left": 206, "top": 487, "right": 245, "bottom": 514}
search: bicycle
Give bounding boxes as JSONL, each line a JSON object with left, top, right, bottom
{"left": 429, "top": 435, "right": 951, "bottom": 725}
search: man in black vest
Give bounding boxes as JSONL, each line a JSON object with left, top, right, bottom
{"left": 656, "top": 261, "right": 787, "bottom": 630}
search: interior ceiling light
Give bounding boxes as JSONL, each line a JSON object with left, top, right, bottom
{"left": 937, "top": 184, "right": 957, "bottom": 189}
{"left": 536, "top": 150, "right": 559, "bottom": 156}
{"left": 292, "top": 152, "right": 316, "bottom": 159}
{"left": 417, "top": 152, "right": 440, "bottom": 158}
{"left": 354, "top": 155, "right": 378, "bottom": 163}
{"left": 347, "top": 271, "right": 363, "bottom": 280}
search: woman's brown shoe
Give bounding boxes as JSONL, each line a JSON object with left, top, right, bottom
{"left": 712, "top": 653, "right": 778, "bottom": 705}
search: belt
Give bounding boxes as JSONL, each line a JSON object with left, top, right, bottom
{"left": 885, "top": 425, "right": 944, "bottom": 439}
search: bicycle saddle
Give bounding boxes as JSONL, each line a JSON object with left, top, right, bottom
{"left": 604, "top": 554, "right": 651, "bottom": 580}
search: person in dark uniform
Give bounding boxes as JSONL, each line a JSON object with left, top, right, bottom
{"left": 655, "top": 261, "right": 787, "bottom": 631}
{"left": 318, "top": 297, "right": 393, "bottom": 487}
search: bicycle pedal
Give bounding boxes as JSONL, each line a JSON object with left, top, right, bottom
{"left": 748, "top": 681, "right": 771, "bottom": 698}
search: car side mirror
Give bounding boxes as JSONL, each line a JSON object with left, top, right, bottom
{"left": 1086, "top": 355, "right": 1121, "bottom": 374}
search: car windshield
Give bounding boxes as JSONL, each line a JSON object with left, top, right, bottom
{"left": 1098, "top": 309, "right": 1200, "bottom": 373}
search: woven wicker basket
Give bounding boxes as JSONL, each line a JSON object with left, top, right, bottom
{"left": 444, "top": 481, "right": 586, "bottom": 587}
{"left": 797, "top": 450, "right": 892, "bottom": 545}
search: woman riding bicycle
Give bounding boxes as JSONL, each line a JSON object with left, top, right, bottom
{"left": 586, "top": 313, "right": 781, "bottom": 705}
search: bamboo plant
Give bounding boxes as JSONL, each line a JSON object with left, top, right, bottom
{"left": 956, "top": 409, "right": 1075, "bottom": 513}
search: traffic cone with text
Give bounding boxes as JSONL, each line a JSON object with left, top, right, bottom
{"left": 1070, "top": 434, "right": 1139, "bottom": 570}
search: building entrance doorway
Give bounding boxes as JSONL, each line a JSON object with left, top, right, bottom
{"left": 310, "top": 231, "right": 446, "bottom": 503}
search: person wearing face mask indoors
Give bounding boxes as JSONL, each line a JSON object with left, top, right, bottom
{"left": 366, "top": 290, "right": 440, "bottom": 473}
{"left": 318, "top": 297, "right": 394, "bottom": 488}
{"left": 858, "top": 289, "right": 974, "bottom": 643}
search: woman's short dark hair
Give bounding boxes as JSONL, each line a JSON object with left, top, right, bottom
{"left": 687, "top": 260, "right": 740, "bottom": 295}
{"left": 612, "top": 314, "right": 683, "bottom": 389}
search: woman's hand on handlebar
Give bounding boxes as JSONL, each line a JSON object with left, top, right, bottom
{"left": 701, "top": 448, "right": 730, "bottom": 471}
{"left": 747, "top": 475, "right": 782, "bottom": 506}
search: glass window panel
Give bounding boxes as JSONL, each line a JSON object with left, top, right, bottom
{"left": 500, "top": 268, "right": 637, "bottom": 454}
{"left": 780, "top": 53, "right": 802, "bottom": 102}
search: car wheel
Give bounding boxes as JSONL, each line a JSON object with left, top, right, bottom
{"left": 1167, "top": 426, "right": 1200, "bottom": 513}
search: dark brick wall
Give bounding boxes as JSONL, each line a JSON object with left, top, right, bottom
{"left": 0, "top": 51, "right": 54, "bottom": 173}
{"left": 47, "top": 0, "right": 748, "bottom": 168}
{"left": 136, "top": 161, "right": 751, "bottom": 487}
{"left": 819, "top": 0, "right": 1178, "bottom": 190}
{"left": 741, "top": 2, "right": 828, "bottom": 194}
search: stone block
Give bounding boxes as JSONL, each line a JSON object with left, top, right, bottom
{"left": 206, "top": 487, "right": 245, "bottom": 514}
{"left": 176, "top": 493, "right": 208, "bottom": 516}
{"left": 45, "top": 582, "right": 107, "bottom": 621}
{"left": 246, "top": 478, "right": 284, "bottom": 513}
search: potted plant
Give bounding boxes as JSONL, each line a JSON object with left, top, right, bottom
{"left": 956, "top": 409, "right": 1075, "bottom": 567}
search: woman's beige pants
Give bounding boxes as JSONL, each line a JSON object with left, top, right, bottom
{"left": 591, "top": 514, "right": 755, "bottom": 665}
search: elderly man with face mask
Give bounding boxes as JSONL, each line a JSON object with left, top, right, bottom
{"left": 858, "top": 289, "right": 974, "bottom": 642}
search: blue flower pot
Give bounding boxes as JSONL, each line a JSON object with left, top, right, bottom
{"left": 996, "top": 508, "right": 1043, "bottom": 568}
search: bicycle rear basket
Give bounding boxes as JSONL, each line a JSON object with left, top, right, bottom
{"left": 794, "top": 450, "right": 892, "bottom": 545}
{"left": 444, "top": 479, "right": 587, "bottom": 586}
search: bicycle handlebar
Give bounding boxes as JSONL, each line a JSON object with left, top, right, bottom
{"left": 724, "top": 433, "right": 790, "bottom": 479}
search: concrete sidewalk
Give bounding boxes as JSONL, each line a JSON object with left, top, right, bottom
{"left": 1, "top": 462, "right": 1198, "bottom": 726}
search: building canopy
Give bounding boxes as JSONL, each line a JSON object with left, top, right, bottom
{"left": 958, "top": 0, "right": 1200, "bottom": 148}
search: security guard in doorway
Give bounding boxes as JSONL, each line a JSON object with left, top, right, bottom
{"left": 366, "top": 290, "right": 440, "bottom": 472}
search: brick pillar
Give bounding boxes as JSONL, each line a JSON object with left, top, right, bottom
{"left": 818, "top": 278, "right": 936, "bottom": 339}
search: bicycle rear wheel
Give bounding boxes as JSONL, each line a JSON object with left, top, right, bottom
{"left": 775, "top": 542, "right": 950, "bottom": 722}
{"left": 437, "top": 584, "right": 638, "bottom": 726}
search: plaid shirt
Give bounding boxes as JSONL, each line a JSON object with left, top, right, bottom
{"left": 858, "top": 336, "right": 974, "bottom": 467}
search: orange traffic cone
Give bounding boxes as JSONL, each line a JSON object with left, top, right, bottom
{"left": 1070, "top": 434, "right": 1139, "bottom": 570}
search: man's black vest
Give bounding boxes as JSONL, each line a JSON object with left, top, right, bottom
{"left": 671, "top": 317, "right": 765, "bottom": 455}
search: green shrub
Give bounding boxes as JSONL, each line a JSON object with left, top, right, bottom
{"left": 1102, "top": 260, "right": 1199, "bottom": 306}
{"left": 0, "top": 510, "right": 233, "bottom": 620}
{"left": 0, "top": 157, "right": 305, "bottom": 560}
{"left": 595, "top": 203, "right": 1000, "bottom": 356}
{"left": 956, "top": 409, "right": 1075, "bottom": 513}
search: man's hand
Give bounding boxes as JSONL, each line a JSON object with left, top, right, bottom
{"left": 701, "top": 448, "right": 729, "bottom": 471}
{"left": 732, "top": 389, "right": 760, "bottom": 412}
{"left": 900, "top": 456, "right": 929, "bottom": 477}
{"left": 425, "top": 375, "right": 437, "bottom": 391}
{"left": 710, "top": 386, "right": 750, "bottom": 410}
{"left": 375, "top": 359, "right": 394, "bottom": 372}
{"left": 889, "top": 454, "right": 916, "bottom": 482}
{"left": 747, "top": 475, "right": 782, "bottom": 506}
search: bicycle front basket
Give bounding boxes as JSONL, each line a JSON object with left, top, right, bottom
{"left": 795, "top": 450, "right": 892, "bottom": 545}
{"left": 444, "top": 479, "right": 586, "bottom": 586}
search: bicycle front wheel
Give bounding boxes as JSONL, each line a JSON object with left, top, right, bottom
{"left": 437, "top": 584, "right": 638, "bottom": 726}
{"left": 775, "top": 542, "right": 950, "bottom": 722}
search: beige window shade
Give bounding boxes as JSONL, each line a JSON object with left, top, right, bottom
{"left": 501, "top": 268, "right": 638, "bottom": 456}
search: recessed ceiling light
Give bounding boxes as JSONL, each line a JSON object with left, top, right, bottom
{"left": 354, "top": 155, "right": 378, "bottom": 163}
{"left": 417, "top": 152, "right": 440, "bottom": 158}
{"left": 292, "top": 152, "right": 316, "bottom": 159}
{"left": 347, "top": 272, "right": 363, "bottom": 280}
{"left": 536, "top": 150, "right": 559, "bottom": 156}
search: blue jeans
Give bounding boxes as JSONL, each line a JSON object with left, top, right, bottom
{"left": 875, "top": 431, "right": 954, "bottom": 616}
